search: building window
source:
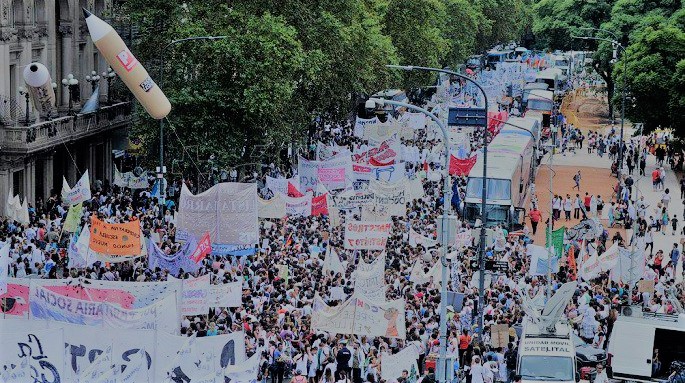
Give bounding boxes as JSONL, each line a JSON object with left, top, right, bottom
{"left": 12, "top": 170, "right": 24, "bottom": 197}
{"left": 11, "top": 0, "right": 24, "bottom": 27}
{"left": 34, "top": 0, "right": 46, "bottom": 25}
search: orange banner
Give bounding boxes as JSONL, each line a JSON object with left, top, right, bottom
{"left": 88, "top": 215, "right": 141, "bottom": 256}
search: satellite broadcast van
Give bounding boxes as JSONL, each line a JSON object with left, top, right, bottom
{"left": 518, "top": 282, "right": 579, "bottom": 383}
{"left": 518, "top": 319, "right": 577, "bottom": 383}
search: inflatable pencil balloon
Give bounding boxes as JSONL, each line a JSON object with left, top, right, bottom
{"left": 83, "top": 8, "right": 171, "bottom": 119}
{"left": 22, "top": 62, "right": 56, "bottom": 118}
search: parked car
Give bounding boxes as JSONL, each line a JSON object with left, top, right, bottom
{"left": 573, "top": 333, "right": 607, "bottom": 368}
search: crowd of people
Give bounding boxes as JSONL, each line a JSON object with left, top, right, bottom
{"left": 2, "top": 63, "right": 683, "bottom": 383}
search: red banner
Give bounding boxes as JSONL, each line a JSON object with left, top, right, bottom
{"left": 190, "top": 232, "right": 212, "bottom": 263}
{"left": 311, "top": 194, "right": 329, "bottom": 216}
{"left": 487, "top": 111, "right": 509, "bottom": 135}
{"left": 449, "top": 155, "right": 477, "bottom": 176}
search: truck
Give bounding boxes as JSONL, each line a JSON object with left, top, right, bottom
{"left": 608, "top": 309, "right": 685, "bottom": 382}
{"left": 518, "top": 319, "right": 578, "bottom": 383}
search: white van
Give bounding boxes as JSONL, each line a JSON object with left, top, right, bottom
{"left": 608, "top": 310, "right": 685, "bottom": 382}
{"left": 518, "top": 318, "right": 578, "bottom": 383}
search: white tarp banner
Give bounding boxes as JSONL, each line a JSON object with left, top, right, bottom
{"left": 610, "top": 247, "right": 646, "bottom": 286}
{"left": 329, "top": 189, "right": 374, "bottom": 210}
{"left": 282, "top": 192, "right": 313, "bottom": 217}
{"left": 258, "top": 195, "right": 286, "bottom": 219}
{"left": 223, "top": 347, "right": 261, "bottom": 383}
{"left": 62, "top": 170, "right": 92, "bottom": 206}
{"left": 114, "top": 166, "right": 148, "bottom": 189}
{"left": 0, "top": 326, "right": 65, "bottom": 383}
{"left": 177, "top": 182, "right": 259, "bottom": 246}
{"left": 344, "top": 221, "right": 392, "bottom": 250}
{"left": 370, "top": 179, "right": 407, "bottom": 217}
{"left": 402, "top": 112, "right": 427, "bottom": 130}
{"left": 29, "top": 284, "right": 109, "bottom": 326}
{"left": 410, "top": 260, "right": 442, "bottom": 286}
{"left": 0, "top": 242, "right": 9, "bottom": 296}
{"left": 527, "top": 244, "right": 559, "bottom": 276}
{"left": 209, "top": 281, "right": 242, "bottom": 308}
{"left": 103, "top": 293, "right": 179, "bottom": 334}
{"left": 381, "top": 343, "right": 421, "bottom": 381}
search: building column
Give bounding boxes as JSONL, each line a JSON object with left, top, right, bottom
{"left": 0, "top": 169, "right": 9, "bottom": 216}
{"left": 43, "top": 153, "right": 54, "bottom": 199}
{"left": 105, "top": 138, "right": 113, "bottom": 183}
{"left": 58, "top": 23, "right": 73, "bottom": 106}
{"left": 24, "top": 158, "right": 36, "bottom": 205}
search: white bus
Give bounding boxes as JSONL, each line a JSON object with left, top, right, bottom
{"left": 463, "top": 124, "right": 536, "bottom": 229}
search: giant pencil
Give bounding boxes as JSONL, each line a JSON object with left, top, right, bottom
{"left": 22, "top": 62, "right": 55, "bottom": 118}
{"left": 83, "top": 8, "right": 171, "bottom": 119}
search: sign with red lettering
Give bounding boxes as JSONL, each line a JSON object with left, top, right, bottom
{"left": 344, "top": 221, "right": 392, "bottom": 250}
{"left": 190, "top": 232, "right": 212, "bottom": 264}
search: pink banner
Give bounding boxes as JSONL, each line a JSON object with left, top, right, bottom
{"left": 317, "top": 167, "right": 345, "bottom": 183}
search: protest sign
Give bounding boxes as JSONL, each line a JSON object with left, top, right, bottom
{"left": 353, "top": 116, "right": 380, "bottom": 137}
{"left": 409, "top": 228, "right": 438, "bottom": 248}
{"left": 344, "top": 221, "right": 392, "bottom": 250}
{"left": 353, "top": 295, "right": 406, "bottom": 339}
{"left": 298, "top": 154, "right": 353, "bottom": 192}
{"left": 311, "top": 193, "right": 329, "bottom": 216}
{"left": 67, "top": 224, "right": 96, "bottom": 269}
{"left": 352, "top": 253, "right": 386, "bottom": 302}
{"left": 223, "top": 347, "right": 261, "bottom": 383}
{"left": 62, "top": 170, "right": 91, "bottom": 206}
{"left": 89, "top": 215, "right": 142, "bottom": 257}
{"left": 265, "top": 176, "right": 300, "bottom": 196}
{"left": 490, "top": 324, "right": 510, "bottom": 348}
{"left": 329, "top": 189, "right": 374, "bottom": 209}
{"left": 209, "top": 281, "right": 242, "bottom": 308}
{"left": 0, "top": 327, "right": 64, "bottom": 383}
{"left": 178, "top": 274, "right": 210, "bottom": 316}
{"left": 638, "top": 280, "right": 655, "bottom": 294}
{"left": 177, "top": 182, "right": 259, "bottom": 246}
{"left": 114, "top": 166, "right": 148, "bottom": 189}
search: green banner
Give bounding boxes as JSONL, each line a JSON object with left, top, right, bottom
{"left": 63, "top": 202, "right": 83, "bottom": 233}
{"left": 546, "top": 226, "right": 565, "bottom": 258}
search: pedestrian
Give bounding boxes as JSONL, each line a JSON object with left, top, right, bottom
{"left": 640, "top": 155, "right": 646, "bottom": 176}
{"left": 564, "top": 195, "right": 572, "bottom": 221}
{"left": 573, "top": 171, "right": 581, "bottom": 191}
{"left": 594, "top": 364, "right": 609, "bottom": 383}
{"left": 670, "top": 243, "right": 680, "bottom": 267}
{"left": 662, "top": 189, "right": 672, "bottom": 210}
{"left": 673, "top": 216, "right": 680, "bottom": 236}
{"left": 652, "top": 168, "right": 661, "bottom": 191}
{"left": 530, "top": 207, "right": 542, "bottom": 235}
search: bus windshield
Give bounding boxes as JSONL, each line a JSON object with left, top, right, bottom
{"left": 527, "top": 99, "right": 553, "bottom": 112}
{"left": 519, "top": 356, "right": 574, "bottom": 381}
{"left": 466, "top": 178, "right": 511, "bottom": 200}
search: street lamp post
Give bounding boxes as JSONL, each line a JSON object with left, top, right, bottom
{"left": 101, "top": 67, "right": 117, "bottom": 104}
{"left": 386, "top": 64, "right": 489, "bottom": 383}
{"left": 366, "top": 96, "right": 453, "bottom": 383}
{"left": 85, "top": 70, "right": 101, "bottom": 93}
{"left": 18, "top": 86, "right": 30, "bottom": 125}
{"left": 61, "top": 74, "right": 79, "bottom": 115}
{"left": 573, "top": 34, "right": 627, "bottom": 181}
{"left": 157, "top": 35, "right": 227, "bottom": 216}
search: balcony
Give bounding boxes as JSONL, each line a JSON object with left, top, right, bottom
{"left": 0, "top": 102, "right": 132, "bottom": 155}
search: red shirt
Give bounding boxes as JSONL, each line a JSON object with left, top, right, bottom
{"left": 652, "top": 169, "right": 660, "bottom": 182}
{"left": 584, "top": 196, "right": 591, "bottom": 207}
{"left": 530, "top": 209, "right": 541, "bottom": 223}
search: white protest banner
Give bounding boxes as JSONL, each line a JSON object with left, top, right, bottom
{"left": 76, "top": 344, "right": 116, "bottom": 383}
{"left": 155, "top": 330, "right": 246, "bottom": 382}
{"left": 363, "top": 121, "right": 399, "bottom": 146}
{"left": 352, "top": 163, "right": 373, "bottom": 190}
{"left": 323, "top": 247, "right": 345, "bottom": 275}
{"left": 177, "top": 182, "right": 259, "bottom": 246}
{"left": 370, "top": 179, "right": 407, "bottom": 217}
{"left": 407, "top": 176, "right": 425, "bottom": 200}
{"left": 282, "top": 192, "right": 313, "bottom": 217}
{"left": 209, "top": 281, "right": 242, "bottom": 308}
{"left": 353, "top": 295, "right": 406, "bottom": 339}
{"left": 329, "top": 189, "right": 374, "bottom": 209}
{"left": 352, "top": 253, "right": 386, "bottom": 302}
{"left": 266, "top": 176, "right": 300, "bottom": 196}
{"left": 62, "top": 170, "right": 92, "bottom": 205}
{"left": 370, "top": 163, "right": 406, "bottom": 183}
{"left": 258, "top": 195, "right": 286, "bottom": 219}
{"left": 381, "top": 344, "right": 420, "bottom": 381}
{"left": 311, "top": 293, "right": 355, "bottom": 334}
{"left": 410, "top": 260, "right": 442, "bottom": 286}
{"left": 0, "top": 242, "right": 9, "bottom": 296}
{"left": 103, "top": 293, "right": 179, "bottom": 334}
{"left": 344, "top": 221, "right": 392, "bottom": 250}
{"left": 527, "top": 245, "right": 559, "bottom": 276}
{"left": 402, "top": 112, "right": 427, "bottom": 130}
{"left": 179, "top": 274, "right": 210, "bottom": 316}
{"left": 114, "top": 166, "right": 148, "bottom": 189}
{"left": 29, "top": 284, "right": 108, "bottom": 326}
{"left": 579, "top": 253, "right": 602, "bottom": 281}
{"left": 409, "top": 228, "right": 438, "bottom": 248}
{"left": 317, "top": 142, "right": 350, "bottom": 161}
{"left": 223, "top": 347, "right": 261, "bottom": 383}
{"left": 352, "top": 140, "right": 402, "bottom": 165}
{"left": 353, "top": 116, "right": 380, "bottom": 137}
{"left": 298, "top": 154, "right": 353, "bottom": 192}
{"left": 610, "top": 247, "right": 646, "bottom": 286}
{"left": 453, "top": 230, "right": 473, "bottom": 248}
{"left": 0, "top": 326, "right": 64, "bottom": 383}
{"left": 68, "top": 223, "right": 96, "bottom": 269}
{"left": 597, "top": 242, "right": 620, "bottom": 272}
{"left": 361, "top": 204, "right": 392, "bottom": 221}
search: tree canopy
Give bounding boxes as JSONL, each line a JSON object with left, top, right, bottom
{"left": 116, "top": 0, "right": 531, "bottom": 172}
